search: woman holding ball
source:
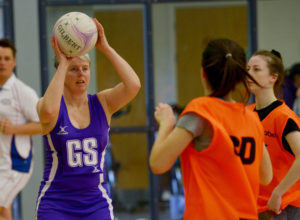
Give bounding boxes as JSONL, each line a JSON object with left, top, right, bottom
{"left": 35, "top": 18, "right": 141, "bottom": 219}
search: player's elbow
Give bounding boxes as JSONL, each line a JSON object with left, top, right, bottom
{"left": 260, "top": 169, "right": 273, "bottom": 185}
{"left": 130, "top": 79, "right": 141, "bottom": 97}
{"left": 38, "top": 107, "right": 58, "bottom": 124}
{"left": 150, "top": 164, "right": 164, "bottom": 175}
{"left": 149, "top": 157, "right": 167, "bottom": 175}
{"left": 259, "top": 145, "right": 273, "bottom": 185}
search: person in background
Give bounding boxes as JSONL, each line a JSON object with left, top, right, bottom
{"left": 247, "top": 50, "right": 300, "bottom": 220}
{"left": 293, "top": 87, "right": 300, "bottom": 117}
{"left": 282, "top": 63, "right": 300, "bottom": 109}
{"left": 150, "top": 38, "right": 272, "bottom": 220}
{"left": 287, "top": 63, "right": 300, "bottom": 116}
{"left": 0, "top": 38, "right": 41, "bottom": 220}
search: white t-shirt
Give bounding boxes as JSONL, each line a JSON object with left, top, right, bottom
{"left": 0, "top": 74, "right": 39, "bottom": 172}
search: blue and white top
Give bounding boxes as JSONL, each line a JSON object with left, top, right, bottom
{"left": 0, "top": 74, "right": 39, "bottom": 173}
{"left": 36, "top": 94, "right": 114, "bottom": 220}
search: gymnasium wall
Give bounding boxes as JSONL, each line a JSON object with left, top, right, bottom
{"left": 14, "top": 0, "right": 43, "bottom": 220}
{"left": 257, "top": 0, "right": 300, "bottom": 69}
{"left": 11, "top": 0, "right": 300, "bottom": 219}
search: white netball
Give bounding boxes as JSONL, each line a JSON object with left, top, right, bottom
{"left": 53, "top": 12, "right": 98, "bottom": 57}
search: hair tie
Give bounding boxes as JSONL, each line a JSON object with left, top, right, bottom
{"left": 271, "top": 49, "right": 282, "bottom": 59}
{"left": 225, "top": 53, "right": 232, "bottom": 58}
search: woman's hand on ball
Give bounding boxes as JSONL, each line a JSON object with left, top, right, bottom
{"left": 93, "top": 18, "right": 110, "bottom": 52}
{"left": 51, "top": 36, "right": 71, "bottom": 66}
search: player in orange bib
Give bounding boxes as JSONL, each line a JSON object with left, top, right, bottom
{"left": 149, "top": 39, "right": 273, "bottom": 220}
{"left": 247, "top": 50, "right": 300, "bottom": 220}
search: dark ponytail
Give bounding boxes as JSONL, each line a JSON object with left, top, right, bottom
{"left": 202, "top": 39, "right": 257, "bottom": 103}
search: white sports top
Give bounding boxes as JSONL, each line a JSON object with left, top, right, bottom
{"left": 0, "top": 74, "right": 39, "bottom": 172}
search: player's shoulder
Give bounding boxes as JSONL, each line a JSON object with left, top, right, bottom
{"left": 276, "top": 102, "right": 299, "bottom": 122}
{"left": 14, "top": 77, "right": 38, "bottom": 96}
{"left": 279, "top": 102, "right": 296, "bottom": 113}
{"left": 246, "top": 103, "right": 256, "bottom": 111}
{"left": 187, "top": 96, "right": 216, "bottom": 106}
